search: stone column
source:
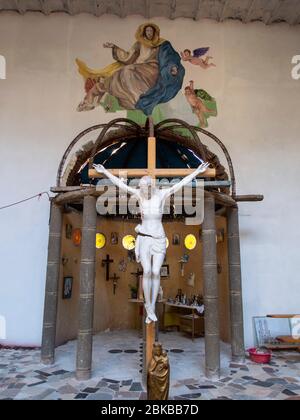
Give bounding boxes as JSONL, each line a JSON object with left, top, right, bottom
{"left": 227, "top": 206, "right": 245, "bottom": 362}
{"left": 41, "top": 202, "right": 63, "bottom": 365}
{"left": 76, "top": 196, "right": 97, "bottom": 380}
{"left": 202, "top": 195, "right": 220, "bottom": 378}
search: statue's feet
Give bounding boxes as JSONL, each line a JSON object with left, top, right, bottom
{"left": 149, "top": 310, "right": 157, "bottom": 323}
{"left": 145, "top": 304, "right": 157, "bottom": 324}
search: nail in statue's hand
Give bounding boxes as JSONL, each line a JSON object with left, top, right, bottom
{"left": 93, "top": 164, "right": 105, "bottom": 174}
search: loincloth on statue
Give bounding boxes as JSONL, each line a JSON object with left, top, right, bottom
{"left": 135, "top": 229, "right": 166, "bottom": 263}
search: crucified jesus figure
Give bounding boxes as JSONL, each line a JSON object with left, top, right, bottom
{"left": 93, "top": 162, "right": 209, "bottom": 324}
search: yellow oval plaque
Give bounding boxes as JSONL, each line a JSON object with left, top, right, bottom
{"left": 96, "top": 233, "right": 106, "bottom": 249}
{"left": 122, "top": 235, "right": 136, "bottom": 251}
{"left": 184, "top": 234, "right": 197, "bottom": 250}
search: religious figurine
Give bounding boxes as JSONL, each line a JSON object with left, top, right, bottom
{"left": 147, "top": 342, "right": 170, "bottom": 401}
{"left": 175, "top": 289, "right": 183, "bottom": 303}
{"left": 185, "top": 80, "right": 217, "bottom": 128}
{"left": 93, "top": 161, "right": 209, "bottom": 323}
{"left": 180, "top": 48, "right": 216, "bottom": 69}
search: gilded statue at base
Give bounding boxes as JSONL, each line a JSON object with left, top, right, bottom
{"left": 147, "top": 342, "right": 170, "bottom": 400}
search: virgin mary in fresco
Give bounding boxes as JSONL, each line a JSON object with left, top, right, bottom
{"left": 76, "top": 23, "right": 185, "bottom": 116}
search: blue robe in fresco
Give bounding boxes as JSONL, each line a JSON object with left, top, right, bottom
{"left": 136, "top": 41, "right": 185, "bottom": 116}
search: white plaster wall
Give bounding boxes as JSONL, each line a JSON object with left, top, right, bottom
{"left": 0, "top": 12, "right": 299, "bottom": 347}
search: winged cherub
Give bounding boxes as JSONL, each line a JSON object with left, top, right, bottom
{"left": 181, "top": 48, "right": 216, "bottom": 69}
{"left": 185, "top": 80, "right": 216, "bottom": 128}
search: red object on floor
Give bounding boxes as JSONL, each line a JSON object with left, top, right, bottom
{"left": 248, "top": 348, "right": 272, "bottom": 364}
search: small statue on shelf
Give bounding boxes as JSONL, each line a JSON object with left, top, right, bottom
{"left": 175, "top": 289, "right": 183, "bottom": 303}
{"left": 147, "top": 342, "right": 170, "bottom": 401}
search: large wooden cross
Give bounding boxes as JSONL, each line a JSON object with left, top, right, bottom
{"left": 102, "top": 255, "right": 114, "bottom": 282}
{"left": 88, "top": 136, "right": 216, "bottom": 180}
{"left": 89, "top": 132, "right": 215, "bottom": 384}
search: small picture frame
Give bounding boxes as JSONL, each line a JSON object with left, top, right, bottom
{"left": 172, "top": 234, "right": 181, "bottom": 246}
{"left": 66, "top": 224, "right": 73, "bottom": 240}
{"left": 111, "top": 232, "right": 119, "bottom": 245}
{"left": 160, "top": 265, "right": 170, "bottom": 278}
{"left": 63, "top": 277, "right": 73, "bottom": 300}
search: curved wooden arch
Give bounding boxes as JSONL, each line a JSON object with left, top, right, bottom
{"left": 88, "top": 118, "right": 142, "bottom": 171}
{"left": 57, "top": 119, "right": 233, "bottom": 196}
{"left": 155, "top": 119, "right": 236, "bottom": 197}
{"left": 56, "top": 118, "right": 141, "bottom": 187}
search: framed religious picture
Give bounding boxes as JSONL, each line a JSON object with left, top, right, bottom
{"left": 72, "top": 228, "right": 82, "bottom": 247}
{"left": 172, "top": 234, "right": 180, "bottom": 246}
{"left": 63, "top": 277, "right": 73, "bottom": 300}
{"left": 66, "top": 224, "right": 73, "bottom": 240}
{"left": 160, "top": 265, "right": 170, "bottom": 278}
{"left": 128, "top": 249, "right": 136, "bottom": 263}
{"left": 111, "top": 232, "right": 119, "bottom": 245}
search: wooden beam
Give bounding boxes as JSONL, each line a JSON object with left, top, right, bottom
{"left": 234, "top": 194, "right": 264, "bottom": 202}
{"left": 40, "top": 0, "right": 51, "bottom": 15}
{"left": 289, "top": 10, "right": 300, "bottom": 26}
{"left": 15, "top": 0, "right": 26, "bottom": 14}
{"left": 220, "top": 0, "right": 230, "bottom": 22}
{"left": 119, "top": 0, "right": 126, "bottom": 18}
{"left": 145, "top": 0, "right": 151, "bottom": 19}
{"left": 194, "top": 0, "right": 203, "bottom": 21}
{"left": 51, "top": 180, "right": 231, "bottom": 194}
{"left": 63, "top": 0, "right": 75, "bottom": 16}
{"left": 148, "top": 137, "right": 156, "bottom": 178}
{"left": 210, "top": 191, "right": 236, "bottom": 207}
{"left": 51, "top": 186, "right": 91, "bottom": 193}
{"left": 94, "top": 0, "right": 105, "bottom": 17}
{"left": 267, "top": 314, "right": 300, "bottom": 319}
{"left": 53, "top": 187, "right": 96, "bottom": 205}
{"left": 144, "top": 323, "right": 156, "bottom": 382}
{"left": 52, "top": 185, "right": 236, "bottom": 207}
{"left": 264, "top": 0, "right": 283, "bottom": 25}
{"left": 170, "top": 0, "right": 177, "bottom": 20}
{"left": 88, "top": 168, "right": 217, "bottom": 179}
{"left": 243, "top": 0, "right": 256, "bottom": 23}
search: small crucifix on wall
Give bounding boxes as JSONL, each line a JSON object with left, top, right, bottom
{"left": 179, "top": 254, "right": 190, "bottom": 277}
{"left": 110, "top": 273, "right": 120, "bottom": 295}
{"left": 102, "top": 254, "right": 114, "bottom": 281}
{"left": 130, "top": 268, "right": 144, "bottom": 281}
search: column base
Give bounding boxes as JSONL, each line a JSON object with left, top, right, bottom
{"left": 76, "top": 370, "right": 91, "bottom": 381}
{"left": 41, "top": 355, "right": 55, "bottom": 366}
{"left": 232, "top": 355, "right": 246, "bottom": 364}
{"left": 205, "top": 368, "right": 220, "bottom": 381}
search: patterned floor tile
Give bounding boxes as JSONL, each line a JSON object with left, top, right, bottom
{"left": 0, "top": 331, "right": 299, "bottom": 400}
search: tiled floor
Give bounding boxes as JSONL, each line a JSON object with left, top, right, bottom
{"left": 0, "top": 330, "right": 299, "bottom": 400}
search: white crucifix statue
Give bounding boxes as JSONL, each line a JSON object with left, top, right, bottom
{"left": 92, "top": 135, "right": 212, "bottom": 324}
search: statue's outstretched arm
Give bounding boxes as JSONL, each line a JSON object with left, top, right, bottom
{"left": 162, "top": 162, "right": 210, "bottom": 198}
{"left": 93, "top": 164, "right": 139, "bottom": 196}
